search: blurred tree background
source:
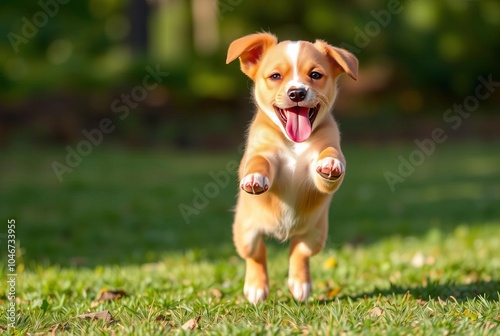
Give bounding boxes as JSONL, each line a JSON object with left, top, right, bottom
{"left": 1, "top": 0, "right": 499, "bottom": 148}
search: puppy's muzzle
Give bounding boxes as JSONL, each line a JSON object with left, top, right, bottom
{"left": 288, "top": 88, "right": 307, "bottom": 102}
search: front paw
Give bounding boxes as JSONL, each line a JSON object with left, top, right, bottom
{"left": 240, "top": 173, "right": 270, "bottom": 195}
{"left": 316, "top": 157, "right": 344, "bottom": 180}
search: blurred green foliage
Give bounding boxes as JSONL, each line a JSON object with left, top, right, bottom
{"left": 1, "top": 0, "right": 499, "bottom": 145}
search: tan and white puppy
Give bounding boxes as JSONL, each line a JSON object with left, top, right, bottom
{"left": 226, "top": 33, "right": 358, "bottom": 303}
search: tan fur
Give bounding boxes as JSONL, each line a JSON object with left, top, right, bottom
{"left": 227, "top": 33, "right": 358, "bottom": 303}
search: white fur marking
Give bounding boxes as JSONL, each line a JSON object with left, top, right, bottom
{"left": 257, "top": 96, "right": 282, "bottom": 126}
{"left": 288, "top": 278, "right": 312, "bottom": 301}
{"left": 293, "top": 142, "right": 310, "bottom": 156}
{"left": 243, "top": 230, "right": 259, "bottom": 254}
{"left": 244, "top": 284, "right": 268, "bottom": 304}
{"left": 286, "top": 42, "right": 300, "bottom": 82}
{"left": 279, "top": 201, "right": 297, "bottom": 240}
{"left": 285, "top": 42, "right": 304, "bottom": 90}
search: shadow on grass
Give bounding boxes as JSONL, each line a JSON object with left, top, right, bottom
{"left": 327, "top": 280, "right": 500, "bottom": 303}
{"left": 2, "top": 143, "right": 500, "bottom": 267}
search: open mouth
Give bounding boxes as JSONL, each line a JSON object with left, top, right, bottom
{"left": 274, "top": 105, "right": 320, "bottom": 143}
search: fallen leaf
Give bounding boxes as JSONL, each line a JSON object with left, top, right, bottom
{"left": 0, "top": 326, "right": 7, "bottom": 331}
{"left": 368, "top": 307, "right": 384, "bottom": 317}
{"left": 96, "top": 289, "right": 127, "bottom": 302}
{"left": 322, "top": 257, "right": 337, "bottom": 270}
{"left": 181, "top": 315, "right": 200, "bottom": 330}
{"left": 155, "top": 314, "right": 168, "bottom": 322}
{"left": 48, "top": 323, "right": 70, "bottom": 335}
{"left": 154, "top": 314, "right": 175, "bottom": 329}
{"left": 211, "top": 288, "right": 223, "bottom": 299}
{"left": 326, "top": 288, "right": 341, "bottom": 299}
{"left": 75, "top": 310, "right": 115, "bottom": 323}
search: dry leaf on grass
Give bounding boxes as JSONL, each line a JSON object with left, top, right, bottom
{"left": 368, "top": 307, "right": 384, "bottom": 317}
{"left": 181, "top": 315, "right": 201, "bottom": 330}
{"left": 91, "top": 289, "right": 128, "bottom": 307}
{"left": 154, "top": 314, "right": 175, "bottom": 329}
{"left": 48, "top": 323, "right": 70, "bottom": 335}
{"left": 326, "top": 288, "right": 341, "bottom": 299}
{"left": 96, "top": 289, "right": 127, "bottom": 302}
{"left": 75, "top": 310, "right": 115, "bottom": 323}
{"left": 211, "top": 288, "right": 223, "bottom": 299}
{"left": 155, "top": 314, "right": 168, "bottom": 322}
{"left": 318, "top": 286, "right": 341, "bottom": 301}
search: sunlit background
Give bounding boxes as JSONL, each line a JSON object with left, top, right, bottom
{"left": 2, "top": 0, "right": 499, "bottom": 148}
{"left": 1, "top": 0, "right": 499, "bottom": 266}
{"left": 1, "top": 4, "right": 500, "bottom": 333}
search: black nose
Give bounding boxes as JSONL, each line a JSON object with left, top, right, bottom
{"left": 288, "top": 88, "right": 307, "bottom": 102}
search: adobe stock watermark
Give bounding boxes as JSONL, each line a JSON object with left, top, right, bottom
{"left": 384, "top": 74, "right": 499, "bottom": 192}
{"left": 7, "top": 0, "right": 71, "bottom": 54}
{"left": 340, "top": 0, "right": 405, "bottom": 54}
{"left": 51, "top": 65, "right": 169, "bottom": 182}
{"left": 6, "top": 219, "right": 17, "bottom": 330}
{"left": 178, "top": 131, "right": 279, "bottom": 224}
{"left": 178, "top": 161, "right": 239, "bottom": 224}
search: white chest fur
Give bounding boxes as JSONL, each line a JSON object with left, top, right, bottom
{"left": 273, "top": 141, "right": 316, "bottom": 239}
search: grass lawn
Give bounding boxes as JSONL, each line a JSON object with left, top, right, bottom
{"left": 1, "top": 141, "right": 499, "bottom": 335}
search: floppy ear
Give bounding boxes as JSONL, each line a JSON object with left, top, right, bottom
{"left": 314, "top": 40, "right": 358, "bottom": 80}
{"left": 226, "top": 33, "right": 278, "bottom": 80}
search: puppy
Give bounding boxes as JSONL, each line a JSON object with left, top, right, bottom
{"left": 226, "top": 33, "right": 358, "bottom": 303}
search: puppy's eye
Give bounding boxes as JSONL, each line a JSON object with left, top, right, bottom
{"left": 269, "top": 73, "right": 282, "bottom": 80}
{"left": 309, "top": 71, "right": 323, "bottom": 80}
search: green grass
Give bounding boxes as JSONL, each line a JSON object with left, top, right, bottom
{"left": 1, "top": 141, "right": 499, "bottom": 335}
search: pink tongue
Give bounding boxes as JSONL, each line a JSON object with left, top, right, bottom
{"left": 285, "top": 107, "right": 311, "bottom": 142}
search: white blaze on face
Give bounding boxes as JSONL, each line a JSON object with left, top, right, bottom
{"left": 285, "top": 42, "right": 305, "bottom": 91}
{"left": 282, "top": 41, "right": 314, "bottom": 143}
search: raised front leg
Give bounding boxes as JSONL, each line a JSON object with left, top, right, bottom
{"left": 240, "top": 155, "right": 274, "bottom": 195}
{"left": 313, "top": 147, "right": 345, "bottom": 194}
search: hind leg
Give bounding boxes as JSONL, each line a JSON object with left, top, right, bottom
{"left": 288, "top": 216, "right": 328, "bottom": 301}
{"left": 234, "top": 222, "right": 268, "bottom": 303}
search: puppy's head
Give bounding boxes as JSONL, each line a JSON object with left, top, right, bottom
{"left": 227, "top": 33, "right": 358, "bottom": 143}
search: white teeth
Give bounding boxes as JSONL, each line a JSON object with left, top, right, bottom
{"left": 308, "top": 106, "right": 319, "bottom": 123}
